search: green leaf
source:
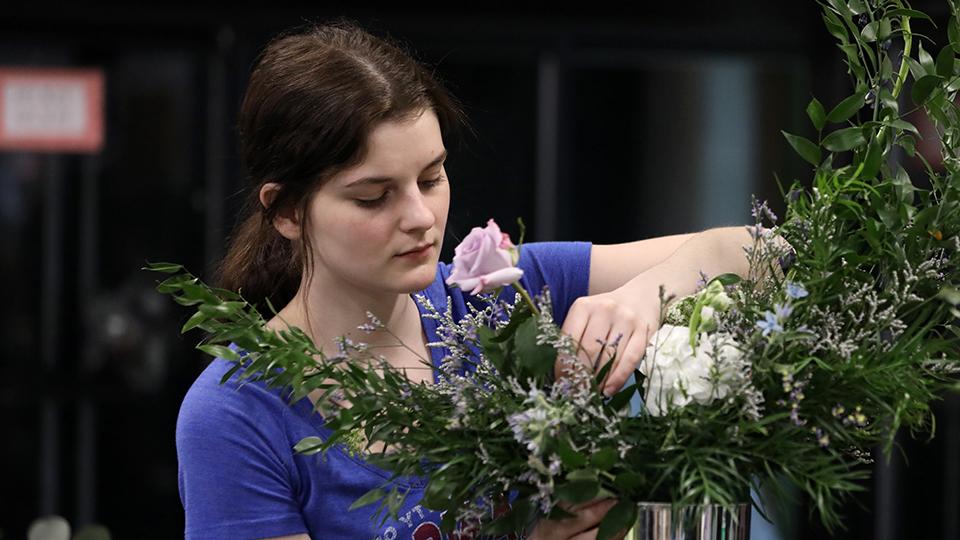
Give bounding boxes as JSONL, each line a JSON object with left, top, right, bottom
{"left": 595, "top": 353, "right": 615, "bottom": 387}
{"left": 557, "top": 437, "right": 588, "bottom": 468}
{"left": 918, "top": 42, "right": 936, "bottom": 75}
{"left": 483, "top": 497, "right": 534, "bottom": 536}
{"left": 597, "top": 500, "right": 638, "bottom": 540}
{"left": 826, "top": 90, "right": 868, "bottom": 123}
{"left": 613, "top": 471, "right": 645, "bottom": 494}
{"left": 143, "top": 261, "right": 186, "bottom": 274}
{"left": 886, "top": 8, "right": 933, "bottom": 23}
{"left": 821, "top": 12, "right": 849, "bottom": 42}
{"left": 712, "top": 273, "right": 742, "bottom": 286}
{"left": 198, "top": 301, "right": 245, "bottom": 318}
{"left": 837, "top": 43, "right": 867, "bottom": 80}
{"left": 879, "top": 88, "right": 898, "bottom": 114}
{"left": 905, "top": 57, "right": 928, "bottom": 80}
{"left": 422, "top": 477, "right": 456, "bottom": 508}
{"left": 949, "top": 17, "right": 960, "bottom": 53}
{"left": 912, "top": 74, "right": 943, "bottom": 105}
{"left": 892, "top": 165, "right": 918, "bottom": 205}
{"left": 822, "top": 127, "right": 867, "bottom": 152}
{"left": 938, "top": 287, "right": 960, "bottom": 306}
{"left": 877, "top": 205, "right": 900, "bottom": 228}
{"left": 937, "top": 47, "right": 956, "bottom": 78}
{"left": 825, "top": 0, "right": 850, "bottom": 16}
{"left": 782, "top": 131, "right": 822, "bottom": 165}
{"left": 589, "top": 447, "right": 618, "bottom": 471}
{"left": 567, "top": 468, "right": 599, "bottom": 481}
{"left": 514, "top": 317, "right": 557, "bottom": 378}
{"left": 491, "top": 302, "right": 531, "bottom": 342}
{"left": 156, "top": 274, "right": 196, "bottom": 294}
{"left": 861, "top": 21, "right": 879, "bottom": 42}
{"left": 293, "top": 436, "right": 325, "bottom": 455}
{"left": 605, "top": 383, "right": 637, "bottom": 412}
{"left": 884, "top": 119, "right": 919, "bottom": 136}
{"left": 348, "top": 487, "right": 386, "bottom": 510}
{"left": 878, "top": 18, "right": 892, "bottom": 41}
{"left": 898, "top": 135, "right": 916, "bottom": 156}
{"left": 180, "top": 310, "right": 209, "bottom": 333}
{"left": 806, "top": 97, "right": 827, "bottom": 131}
{"left": 847, "top": 0, "right": 866, "bottom": 14}
{"left": 555, "top": 479, "right": 600, "bottom": 503}
{"left": 859, "top": 140, "right": 882, "bottom": 180}
{"left": 198, "top": 343, "right": 240, "bottom": 361}
{"left": 478, "top": 326, "right": 506, "bottom": 371}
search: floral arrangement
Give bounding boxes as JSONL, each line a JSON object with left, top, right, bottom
{"left": 148, "top": 1, "right": 960, "bottom": 538}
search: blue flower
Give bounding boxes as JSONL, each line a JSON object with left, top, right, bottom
{"left": 774, "top": 302, "right": 793, "bottom": 320}
{"left": 786, "top": 282, "right": 809, "bottom": 299}
{"left": 756, "top": 311, "right": 783, "bottom": 336}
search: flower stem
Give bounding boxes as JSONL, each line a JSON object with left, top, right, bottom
{"left": 514, "top": 282, "right": 540, "bottom": 317}
{"left": 876, "top": 15, "right": 913, "bottom": 149}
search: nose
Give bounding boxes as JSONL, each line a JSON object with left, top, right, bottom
{"left": 398, "top": 186, "right": 436, "bottom": 233}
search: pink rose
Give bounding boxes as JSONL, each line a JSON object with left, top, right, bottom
{"left": 446, "top": 219, "right": 524, "bottom": 295}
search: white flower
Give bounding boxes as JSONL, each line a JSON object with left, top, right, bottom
{"left": 701, "top": 280, "right": 734, "bottom": 311}
{"left": 699, "top": 305, "right": 717, "bottom": 332}
{"left": 638, "top": 324, "right": 744, "bottom": 416}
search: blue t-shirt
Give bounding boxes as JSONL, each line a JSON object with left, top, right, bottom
{"left": 176, "top": 241, "right": 592, "bottom": 539}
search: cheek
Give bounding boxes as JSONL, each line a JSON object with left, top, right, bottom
{"left": 433, "top": 186, "right": 451, "bottom": 223}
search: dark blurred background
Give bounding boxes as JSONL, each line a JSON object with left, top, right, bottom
{"left": 1, "top": 2, "right": 957, "bottom": 539}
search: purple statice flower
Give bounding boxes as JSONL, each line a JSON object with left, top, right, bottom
{"left": 750, "top": 197, "right": 778, "bottom": 223}
{"left": 812, "top": 426, "right": 830, "bottom": 448}
{"left": 508, "top": 408, "right": 550, "bottom": 456}
{"left": 786, "top": 282, "right": 809, "bottom": 299}
{"left": 789, "top": 404, "right": 807, "bottom": 426}
{"left": 695, "top": 271, "right": 710, "bottom": 290}
{"left": 756, "top": 311, "right": 783, "bottom": 336}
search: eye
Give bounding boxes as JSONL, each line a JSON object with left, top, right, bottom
{"left": 420, "top": 175, "right": 446, "bottom": 190}
{"left": 353, "top": 176, "right": 445, "bottom": 209}
{"left": 354, "top": 192, "right": 389, "bottom": 208}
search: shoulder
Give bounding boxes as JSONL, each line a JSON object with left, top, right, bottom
{"left": 176, "top": 352, "right": 310, "bottom": 470}
{"left": 176, "top": 352, "right": 315, "bottom": 538}
{"left": 517, "top": 241, "right": 592, "bottom": 315}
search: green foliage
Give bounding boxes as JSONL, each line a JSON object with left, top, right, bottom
{"left": 144, "top": 2, "right": 960, "bottom": 536}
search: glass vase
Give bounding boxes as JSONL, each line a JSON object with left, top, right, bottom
{"left": 624, "top": 502, "right": 751, "bottom": 540}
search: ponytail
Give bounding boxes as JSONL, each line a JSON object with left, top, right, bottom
{"left": 214, "top": 198, "right": 303, "bottom": 317}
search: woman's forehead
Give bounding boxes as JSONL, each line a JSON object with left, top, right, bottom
{"left": 334, "top": 110, "right": 445, "bottom": 185}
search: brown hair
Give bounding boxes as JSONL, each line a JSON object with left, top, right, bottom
{"left": 214, "top": 18, "right": 471, "bottom": 316}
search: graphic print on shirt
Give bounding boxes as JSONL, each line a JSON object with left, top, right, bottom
{"left": 374, "top": 504, "right": 520, "bottom": 540}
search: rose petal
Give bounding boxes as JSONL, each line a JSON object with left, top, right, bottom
{"left": 475, "top": 267, "right": 524, "bottom": 293}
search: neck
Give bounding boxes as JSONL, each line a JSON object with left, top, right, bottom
{"left": 269, "top": 274, "right": 421, "bottom": 359}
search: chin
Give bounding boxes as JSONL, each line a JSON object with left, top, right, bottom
{"left": 398, "top": 266, "right": 438, "bottom": 293}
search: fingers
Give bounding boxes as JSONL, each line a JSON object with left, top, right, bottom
{"left": 579, "top": 314, "right": 614, "bottom": 371}
{"left": 602, "top": 323, "right": 651, "bottom": 396}
{"left": 559, "top": 294, "right": 657, "bottom": 397}
{"left": 561, "top": 499, "right": 618, "bottom": 538}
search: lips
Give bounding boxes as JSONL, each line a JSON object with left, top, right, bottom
{"left": 398, "top": 242, "right": 433, "bottom": 256}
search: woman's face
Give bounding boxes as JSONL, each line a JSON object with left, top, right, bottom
{"left": 304, "top": 108, "right": 450, "bottom": 296}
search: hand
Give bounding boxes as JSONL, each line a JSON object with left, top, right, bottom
{"left": 559, "top": 284, "right": 662, "bottom": 396}
{"left": 527, "top": 499, "right": 627, "bottom": 540}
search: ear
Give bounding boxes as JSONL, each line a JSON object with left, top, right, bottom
{"left": 259, "top": 182, "right": 301, "bottom": 240}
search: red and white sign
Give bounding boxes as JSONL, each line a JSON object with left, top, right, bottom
{"left": 0, "top": 68, "right": 104, "bottom": 152}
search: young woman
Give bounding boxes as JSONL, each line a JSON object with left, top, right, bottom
{"left": 175, "top": 19, "right": 757, "bottom": 540}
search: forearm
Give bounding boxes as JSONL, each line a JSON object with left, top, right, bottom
{"left": 619, "top": 226, "right": 754, "bottom": 303}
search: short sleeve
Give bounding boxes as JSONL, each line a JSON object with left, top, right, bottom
{"left": 514, "top": 241, "right": 592, "bottom": 325}
{"left": 176, "top": 363, "right": 308, "bottom": 540}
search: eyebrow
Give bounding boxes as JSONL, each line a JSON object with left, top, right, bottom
{"left": 344, "top": 149, "right": 448, "bottom": 188}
